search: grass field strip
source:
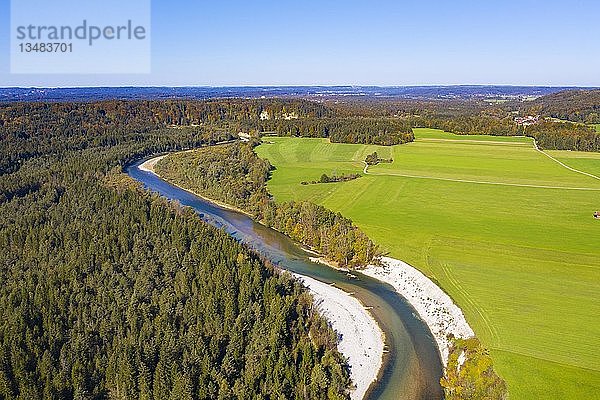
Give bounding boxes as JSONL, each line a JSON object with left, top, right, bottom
{"left": 416, "top": 138, "right": 531, "bottom": 146}
{"left": 363, "top": 162, "right": 600, "bottom": 191}
{"left": 440, "top": 262, "right": 500, "bottom": 344}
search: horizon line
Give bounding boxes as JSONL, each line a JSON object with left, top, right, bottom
{"left": 1, "top": 84, "right": 599, "bottom": 90}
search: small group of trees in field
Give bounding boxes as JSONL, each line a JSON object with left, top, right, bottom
{"left": 301, "top": 173, "right": 361, "bottom": 185}
{"left": 365, "top": 152, "right": 393, "bottom": 166}
{"left": 441, "top": 337, "right": 508, "bottom": 400}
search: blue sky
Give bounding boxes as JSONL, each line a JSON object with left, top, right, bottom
{"left": 1, "top": 0, "right": 599, "bottom": 87}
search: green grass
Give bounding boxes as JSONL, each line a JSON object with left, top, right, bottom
{"left": 413, "top": 129, "right": 531, "bottom": 143}
{"left": 592, "top": 124, "right": 600, "bottom": 133}
{"left": 546, "top": 150, "right": 600, "bottom": 179}
{"left": 256, "top": 128, "right": 600, "bottom": 399}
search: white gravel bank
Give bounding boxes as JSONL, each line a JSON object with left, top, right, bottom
{"left": 293, "top": 274, "right": 384, "bottom": 400}
{"left": 362, "top": 257, "right": 474, "bottom": 365}
{"left": 138, "top": 155, "right": 167, "bottom": 175}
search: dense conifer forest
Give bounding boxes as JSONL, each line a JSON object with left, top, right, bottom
{"left": 0, "top": 101, "right": 351, "bottom": 399}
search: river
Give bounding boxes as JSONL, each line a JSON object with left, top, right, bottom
{"left": 127, "top": 158, "right": 444, "bottom": 400}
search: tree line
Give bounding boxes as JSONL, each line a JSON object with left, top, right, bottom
{"left": 301, "top": 173, "right": 361, "bottom": 185}
{"left": 416, "top": 115, "right": 600, "bottom": 152}
{"left": 241, "top": 118, "right": 415, "bottom": 146}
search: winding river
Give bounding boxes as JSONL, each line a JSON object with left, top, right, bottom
{"left": 127, "top": 158, "right": 443, "bottom": 400}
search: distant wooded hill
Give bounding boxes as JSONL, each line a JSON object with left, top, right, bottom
{"left": 527, "top": 89, "right": 600, "bottom": 124}
{"left": 0, "top": 86, "right": 586, "bottom": 102}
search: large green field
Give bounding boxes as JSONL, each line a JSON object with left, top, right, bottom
{"left": 255, "top": 129, "right": 600, "bottom": 399}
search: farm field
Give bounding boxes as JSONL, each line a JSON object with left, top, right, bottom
{"left": 255, "top": 128, "right": 600, "bottom": 399}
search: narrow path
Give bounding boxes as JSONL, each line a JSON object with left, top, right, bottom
{"left": 533, "top": 140, "right": 600, "bottom": 181}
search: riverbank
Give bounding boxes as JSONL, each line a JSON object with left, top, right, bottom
{"left": 309, "top": 256, "right": 349, "bottom": 272}
{"left": 362, "top": 257, "right": 474, "bottom": 365}
{"left": 139, "top": 154, "right": 167, "bottom": 174}
{"left": 138, "top": 154, "right": 386, "bottom": 399}
{"left": 139, "top": 154, "right": 255, "bottom": 217}
{"left": 293, "top": 273, "right": 384, "bottom": 400}
{"left": 310, "top": 247, "right": 475, "bottom": 366}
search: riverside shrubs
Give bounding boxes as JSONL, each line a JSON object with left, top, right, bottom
{"left": 155, "top": 142, "right": 380, "bottom": 268}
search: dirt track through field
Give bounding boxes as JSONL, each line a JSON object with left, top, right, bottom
{"left": 533, "top": 141, "right": 600, "bottom": 181}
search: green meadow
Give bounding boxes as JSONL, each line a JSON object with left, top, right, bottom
{"left": 255, "top": 128, "right": 600, "bottom": 399}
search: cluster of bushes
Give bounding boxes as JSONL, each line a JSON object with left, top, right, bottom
{"left": 301, "top": 173, "right": 361, "bottom": 185}
{"left": 441, "top": 337, "right": 508, "bottom": 400}
{"left": 155, "top": 143, "right": 380, "bottom": 268}
{"left": 364, "top": 152, "right": 393, "bottom": 166}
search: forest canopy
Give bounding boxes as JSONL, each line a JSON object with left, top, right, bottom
{"left": 0, "top": 101, "right": 352, "bottom": 399}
